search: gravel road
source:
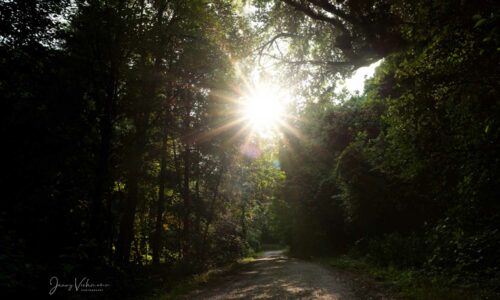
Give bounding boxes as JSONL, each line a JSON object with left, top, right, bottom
{"left": 183, "top": 250, "right": 394, "bottom": 299}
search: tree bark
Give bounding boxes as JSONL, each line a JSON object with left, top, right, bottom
{"left": 116, "top": 124, "right": 146, "bottom": 264}
{"left": 181, "top": 90, "right": 192, "bottom": 262}
{"left": 89, "top": 76, "right": 116, "bottom": 257}
{"left": 152, "top": 131, "right": 168, "bottom": 265}
{"left": 201, "top": 156, "right": 225, "bottom": 261}
{"left": 182, "top": 144, "right": 191, "bottom": 261}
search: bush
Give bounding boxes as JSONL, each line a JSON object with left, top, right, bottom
{"left": 353, "top": 233, "right": 429, "bottom": 268}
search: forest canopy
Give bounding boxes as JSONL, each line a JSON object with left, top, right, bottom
{"left": 1, "top": 0, "right": 499, "bottom": 298}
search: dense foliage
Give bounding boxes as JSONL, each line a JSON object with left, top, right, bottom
{"left": 272, "top": 0, "right": 500, "bottom": 294}
{"left": 1, "top": 0, "right": 499, "bottom": 298}
{"left": 1, "top": 0, "right": 283, "bottom": 297}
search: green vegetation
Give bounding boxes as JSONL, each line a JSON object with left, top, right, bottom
{"left": 323, "top": 255, "right": 495, "bottom": 300}
{"left": 268, "top": 0, "right": 500, "bottom": 297}
{"left": 151, "top": 255, "right": 257, "bottom": 300}
{"left": 1, "top": 0, "right": 284, "bottom": 297}
{"left": 1, "top": 0, "right": 499, "bottom": 298}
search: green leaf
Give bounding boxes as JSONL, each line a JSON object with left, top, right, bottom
{"left": 474, "top": 18, "right": 487, "bottom": 28}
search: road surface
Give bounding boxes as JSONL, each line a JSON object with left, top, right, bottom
{"left": 183, "top": 250, "right": 393, "bottom": 299}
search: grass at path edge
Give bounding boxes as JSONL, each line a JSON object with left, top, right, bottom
{"left": 317, "top": 255, "right": 496, "bottom": 300}
{"left": 150, "top": 254, "right": 260, "bottom": 300}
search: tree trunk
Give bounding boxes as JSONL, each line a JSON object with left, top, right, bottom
{"left": 151, "top": 2, "right": 169, "bottom": 265}
{"left": 89, "top": 79, "right": 115, "bottom": 257}
{"left": 116, "top": 158, "right": 139, "bottom": 264}
{"left": 116, "top": 113, "right": 148, "bottom": 264}
{"left": 152, "top": 133, "right": 168, "bottom": 265}
{"left": 201, "top": 156, "right": 225, "bottom": 261}
{"left": 182, "top": 145, "right": 191, "bottom": 261}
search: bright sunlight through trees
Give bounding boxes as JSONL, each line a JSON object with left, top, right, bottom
{"left": 241, "top": 81, "right": 288, "bottom": 137}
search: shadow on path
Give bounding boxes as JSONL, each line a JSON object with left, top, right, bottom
{"left": 183, "top": 250, "right": 393, "bottom": 300}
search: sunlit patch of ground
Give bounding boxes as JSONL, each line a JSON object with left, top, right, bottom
{"left": 182, "top": 250, "right": 393, "bottom": 300}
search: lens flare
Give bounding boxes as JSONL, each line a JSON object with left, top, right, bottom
{"left": 242, "top": 82, "right": 286, "bottom": 137}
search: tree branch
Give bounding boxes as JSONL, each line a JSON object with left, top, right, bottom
{"left": 264, "top": 53, "right": 354, "bottom": 68}
{"left": 306, "top": 0, "right": 360, "bottom": 26}
{"left": 255, "top": 32, "right": 296, "bottom": 65}
{"left": 255, "top": 32, "right": 296, "bottom": 57}
{"left": 281, "top": 0, "right": 350, "bottom": 36}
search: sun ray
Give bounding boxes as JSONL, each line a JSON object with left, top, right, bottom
{"left": 226, "top": 122, "right": 253, "bottom": 145}
{"left": 240, "top": 80, "right": 288, "bottom": 138}
{"left": 277, "top": 119, "right": 306, "bottom": 141}
{"left": 193, "top": 117, "right": 247, "bottom": 144}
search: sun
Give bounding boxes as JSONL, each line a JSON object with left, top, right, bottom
{"left": 242, "top": 83, "right": 286, "bottom": 137}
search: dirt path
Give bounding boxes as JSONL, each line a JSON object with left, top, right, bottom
{"left": 183, "top": 250, "right": 394, "bottom": 299}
